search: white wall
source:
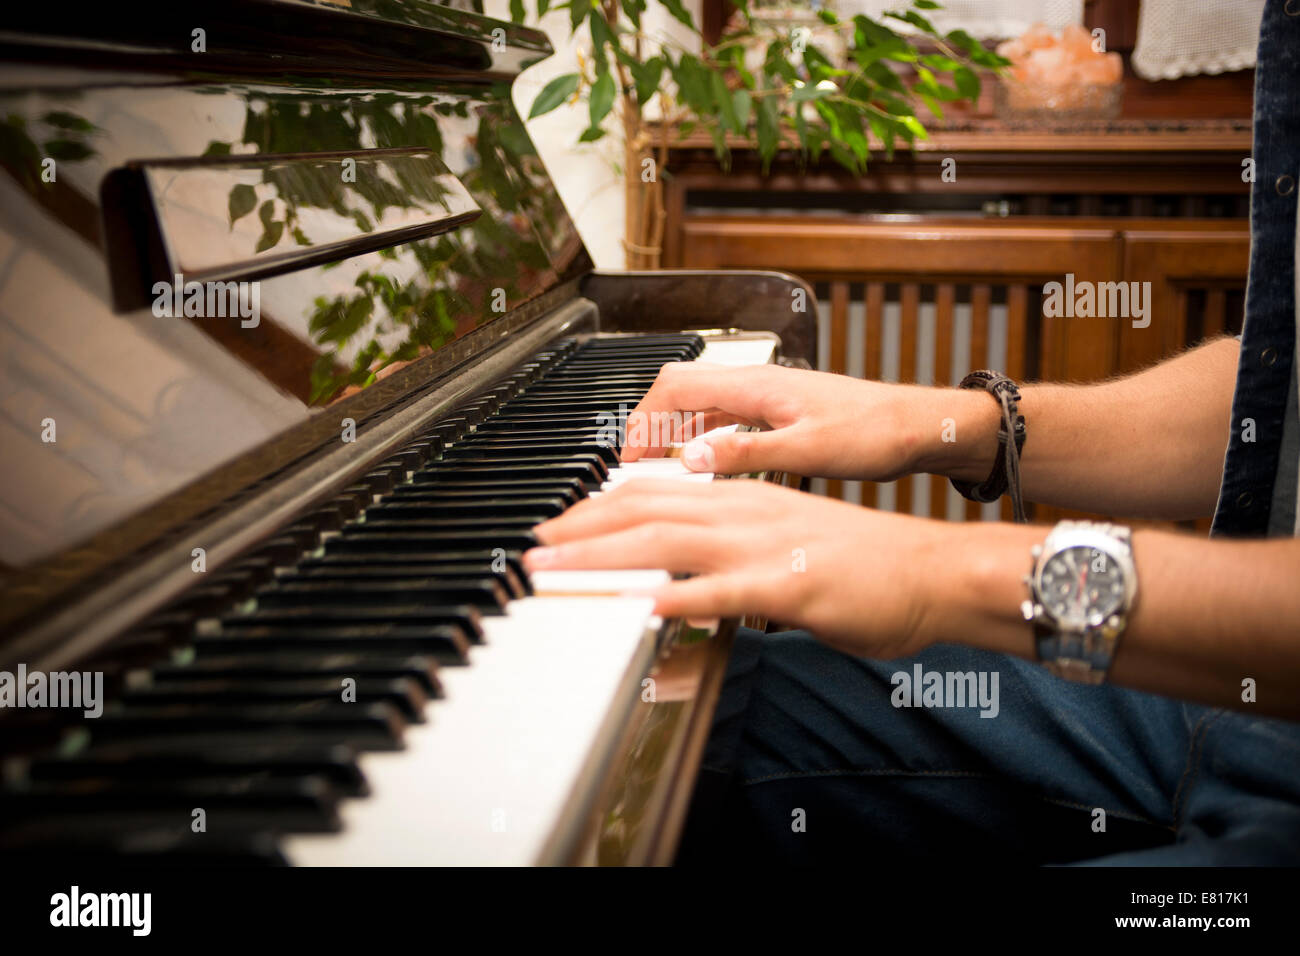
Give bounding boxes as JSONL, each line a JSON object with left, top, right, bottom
{"left": 482, "top": 1, "right": 702, "bottom": 269}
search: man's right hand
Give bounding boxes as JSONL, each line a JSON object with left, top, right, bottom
{"left": 620, "top": 361, "right": 999, "bottom": 483}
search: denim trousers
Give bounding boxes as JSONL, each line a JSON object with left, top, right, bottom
{"left": 676, "top": 629, "right": 1300, "bottom": 866}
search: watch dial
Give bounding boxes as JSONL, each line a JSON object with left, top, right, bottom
{"left": 1039, "top": 545, "right": 1125, "bottom": 625}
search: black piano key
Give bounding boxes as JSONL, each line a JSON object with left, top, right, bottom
{"left": 350, "top": 517, "right": 541, "bottom": 535}
{"left": 403, "top": 437, "right": 444, "bottom": 462}
{"left": 0, "top": 825, "right": 288, "bottom": 865}
{"left": 364, "top": 496, "right": 567, "bottom": 520}
{"left": 451, "top": 428, "right": 618, "bottom": 445}
{"left": 121, "top": 677, "right": 429, "bottom": 723}
{"left": 450, "top": 404, "right": 488, "bottom": 426}
{"left": 151, "top": 653, "right": 443, "bottom": 697}
{"left": 253, "top": 535, "right": 307, "bottom": 568}
{"left": 167, "top": 583, "right": 245, "bottom": 617}
{"left": 196, "top": 624, "right": 473, "bottom": 664}
{"left": 300, "top": 550, "right": 531, "bottom": 595}
{"left": 390, "top": 479, "right": 585, "bottom": 502}
{"left": 442, "top": 442, "right": 620, "bottom": 468}
{"left": 410, "top": 460, "right": 605, "bottom": 488}
{"left": 328, "top": 491, "right": 367, "bottom": 521}
{"left": 295, "top": 556, "right": 526, "bottom": 598}
{"left": 342, "top": 483, "right": 378, "bottom": 508}
{"left": 0, "top": 776, "right": 343, "bottom": 833}
{"left": 228, "top": 602, "right": 483, "bottom": 636}
{"left": 257, "top": 578, "right": 509, "bottom": 614}
{"left": 362, "top": 469, "right": 400, "bottom": 495}
{"left": 383, "top": 449, "right": 425, "bottom": 474}
{"left": 26, "top": 740, "right": 368, "bottom": 797}
{"left": 475, "top": 414, "right": 611, "bottom": 432}
{"left": 328, "top": 530, "right": 539, "bottom": 553}
{"left": 88, "top": 701, "right": 407, "bottom": 751}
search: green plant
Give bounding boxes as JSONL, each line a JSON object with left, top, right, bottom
{"left": 511, "top": 0, "right": 1007, "bottom": 267}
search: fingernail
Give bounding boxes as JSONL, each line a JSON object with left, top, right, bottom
{"left": 682, "top": 439, "right": 715, "bottom": 472}
{"left": 525, "top": 547, "right": 556, "bottom": 569}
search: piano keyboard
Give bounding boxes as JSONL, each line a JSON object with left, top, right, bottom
{"left": 0, "top": 332, "right": 776, "bottom": 866}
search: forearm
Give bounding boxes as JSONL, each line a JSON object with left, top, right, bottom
{"left": 907, "top": 337, "right": 1240, "bottom": 519}
{"left": 921, "top": 521, "right": 1300, "bottom": 719}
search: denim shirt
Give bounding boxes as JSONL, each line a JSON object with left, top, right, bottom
{"left": 1211, "top": 0, "right": 1300, "bottom": 538}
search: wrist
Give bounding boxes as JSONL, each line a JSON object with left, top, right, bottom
{"left": 905, "top": 386, "right": 1003, "bottom": 481}
{"left": 917, "top": 521, "right": 1042, "bottom": 656}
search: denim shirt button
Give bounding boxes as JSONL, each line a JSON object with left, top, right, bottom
{"left": 1236, "top": 491, "right": 1254, "bottom": 509}
{"left": 1262, "top": 346, "right": 1279, "bottom": 367}
{"left": 1287, "top": 0, "right": 1300, "bottom": 15}
{"left": 1277, "top": 174, "right": 1297, "bottom": 197}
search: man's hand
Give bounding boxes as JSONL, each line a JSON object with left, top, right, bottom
{"left": 621, "top": 361, "right": 997, "bottom": 482}
{"left": 626, "top": 337, "right": 1240, "bottom": 520}
{"left": 526, "top": 478, "right": 951, "bottom": 660}
{"left": 525, "top": 476, "right": 1300, "bottom": 718}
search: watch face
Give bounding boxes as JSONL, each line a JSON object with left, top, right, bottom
{"left": 1038, "top": 545, "right": 1126, "bottom": 626}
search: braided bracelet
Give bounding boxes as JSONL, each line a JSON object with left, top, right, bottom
{"left": 949, "top": 370, "right": 1028, "bottom": 523}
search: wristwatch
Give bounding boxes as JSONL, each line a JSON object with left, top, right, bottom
{"left": 1022, "top": 520, "right": 1138, "bottom": 684}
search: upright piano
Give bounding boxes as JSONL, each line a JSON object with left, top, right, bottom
{"left": 0, "top": 0, "right": 814, "bottom": 865}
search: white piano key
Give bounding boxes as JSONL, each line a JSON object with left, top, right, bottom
{"left": 284, "top": 596, "right": 658, "bottom": 866}
{"left": 696, "top": 337, "right": 779, "bottom": 366}
{"left": 530, "top": 569, "right": 670, "bottom": 595}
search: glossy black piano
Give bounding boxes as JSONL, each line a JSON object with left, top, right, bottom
{"left": 0, "top": 0, "right": 814, "bottom": 865}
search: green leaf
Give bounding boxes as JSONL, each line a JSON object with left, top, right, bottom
{"left": 920, "top": 53, "right": 962, "bottom": 72}
{"left": 42, "top": 139, "right": 93, "bottom": 161}
{"left": 509, "top": 0, "right": 524, "bottom": 23}
{"left": 885, "top": 10, "right": 937, "bottom": 35}
{"left": 817, "top": 9, "right": 838, "bottom": 24}
{"left": 255, "top": 220, "right": 284, "bottom": 253}
{"left": 954, "top": 65, "right": 980, "bottom": 99}
{"left": 864, "top": 61, "right": 906, "bottom": 94}
{"left": 619, "top": 0, "right": 644, "bottom": 29}
{"left": 659, "top": 0, "right": 696, "bottom": 31}
{"left": 529, "top": 72, "right": 580, "bottom": 118}
{"left": 569, "top": 0, "right": 590, "bottom": 34}
{"left": 632, "top": 56, "right": 664, "bottom": 105}
{"left": 756, "top": 95, "right": 779, "bottom": 172}
{"left": 43, "top": 111, "right": 95, "bottom": 132}
{"left": 589, "top": 70, "right": 616, "bottom": 126}
{"left": 669, "top": 54, "right": 713, "bottom": 114}
{"left": 589, "top": 9, "right": 615, "bottom": 71}
{"left": 578, "top": 126, "right": 606, "bottom": 142}
{"left": 258, "top": 199, "right": 275, "bottom": 228}
{"left": 900, "top": 115, "right": 928, "bottom": 140}
{"left": 914, "top": 0, "right": 941, "bottom": 7}
{"left": 202, "top": 140, "right": 232, "bottom": 156}
{"left": 538, "top": 0, "right": 551, "bottom": 14}
{"left": 227, "top": 184, "right": 256, "bottom": 225}
{"left": 732, "top": 89, "right": 752, "bottom": 131}
{"left": 712, "top": 71, "right": 739, "bottom": 134}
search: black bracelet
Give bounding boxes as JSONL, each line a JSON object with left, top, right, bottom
{"left": 949, "top": 370, "right": 1028, "bottom": 522}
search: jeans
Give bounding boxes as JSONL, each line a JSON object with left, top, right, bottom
{"left": 676, "top": 629, "right": 1300, "bottom": 866}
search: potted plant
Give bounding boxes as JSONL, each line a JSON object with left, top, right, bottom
{"left": 511, "top": 0, "right": 1007, "bottom": 267}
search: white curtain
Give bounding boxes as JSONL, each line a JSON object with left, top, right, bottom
{"left": 1131, "top": 0, "right": 1264, "bottom": 80}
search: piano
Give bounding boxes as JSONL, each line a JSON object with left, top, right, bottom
{"left": 0, "top": 0, "right": 814, "bottom": 865}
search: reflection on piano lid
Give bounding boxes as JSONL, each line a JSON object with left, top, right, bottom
{"left": 0, "top": 0, "right": 815, "bottom": 866}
